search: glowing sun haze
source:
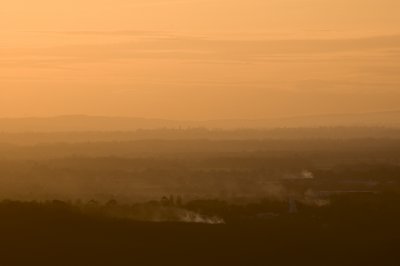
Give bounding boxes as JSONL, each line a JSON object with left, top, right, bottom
{"left": 1, "top": 0, "right": 400, "bottom": 120}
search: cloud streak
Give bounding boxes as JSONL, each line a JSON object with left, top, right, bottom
{"left": 2, "top": 33, "right": 400, "bottom": 66}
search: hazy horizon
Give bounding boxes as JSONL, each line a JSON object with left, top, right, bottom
{"left": 2, "top": 2, "right": 400, "bottom": 263}
{"left": 2, "top": 107, "right": 400, "bottom": 120}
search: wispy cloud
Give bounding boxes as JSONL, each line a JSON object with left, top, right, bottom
{"left": 3, "top": 33, "right": 400, "bottom": 66}
{"left": 1, "top": 32, "right": 400, "bottom": 96}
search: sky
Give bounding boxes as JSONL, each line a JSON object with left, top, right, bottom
{"left": 1, "top": 0, "right": 400, "bottom": 120}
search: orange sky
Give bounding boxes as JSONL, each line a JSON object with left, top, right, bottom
{"left": 1, "top": 0, "right": 400, "bottom": 119}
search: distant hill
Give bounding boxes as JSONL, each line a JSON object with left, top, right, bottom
{"left": 262, "top": 110, "right": 400, "bottom": 128}
{"left": 0, "top": 111, "right": 399, "bottom": 132}
{"left": 0, "top": 115, "right": 182, "bottom": 132}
